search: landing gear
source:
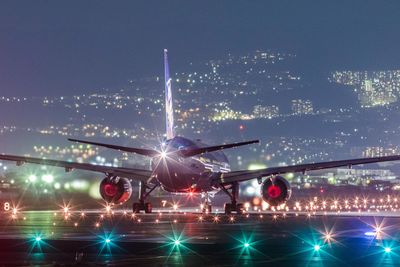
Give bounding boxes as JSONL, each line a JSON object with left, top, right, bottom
{"left": 132, "top": 181, "right": 157, "bottom": 214}
{"left": 201, "top": 192, "right": 212, "bottom": 213}
{"left": 144, "top": 202, "right": 152, "bottom": 213}
{"left": 132, "top": 202, "right": 141, "bottom": 213}
{"left": 132, "top": 202, "right": 153, "bottom": 213}
{"left": 202, "top": 203, "right": 212, "bottom": 213}
{"left": 221, "top": 182, "right": 244, "bottom": 214}
{"left": 224, "top": 202, "right": 244, "bottom": 214}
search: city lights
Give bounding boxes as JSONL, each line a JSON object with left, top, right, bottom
{"left": 0, "top": 2, "right": 399, "bottom": 266}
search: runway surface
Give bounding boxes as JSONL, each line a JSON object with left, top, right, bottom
{"left": 1, "top": 208, "right": 400, "bottom": 266}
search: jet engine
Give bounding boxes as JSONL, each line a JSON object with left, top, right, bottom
{"left": 100, "top": 177, "right": 133, "bottom": 204}
{"left": 261, "top": 176, "right": 292, "bottom": 206}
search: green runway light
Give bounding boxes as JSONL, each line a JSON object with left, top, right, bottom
{"left": 28, "top": 174, "right": 37, "bottom": 183}
{"left": 314, "top": 245, "right": 321, "bottom": 251}
{"left": 384, "top": 247, "right": 392, "bottom": 253}
{"left": 35, "top": 236, "right": 41, "bottom": 242}
{"left": 105, "top": 238, "right": 111, "bottom": 244}
{"left": 244, "top": 242, "right": 250, "bottom": 248}
{"left": 42, "top": 174, "right": 54, "bottom": 183}
{"left": 174, "top": 239, "right": 181, "bottom": 246}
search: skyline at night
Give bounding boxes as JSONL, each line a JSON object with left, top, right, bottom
{"left": 1, "top": 1, "right": 400, "bottom": 97}
{"left": 2, "top": 3, "right": 400, "bottom": 266}
{"left": 1, "top": 1, "right": 400, "bottom": 207}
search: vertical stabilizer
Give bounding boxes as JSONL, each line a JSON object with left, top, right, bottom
{"left": 164, "top": 49, "right": 175, "bottom": 140}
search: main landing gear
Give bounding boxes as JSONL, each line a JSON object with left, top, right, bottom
{"left": 132, "top": 181, "right": 158, "bottom": 213}
{"left": 221, "top": 182, "right": 244, "bottom": 214}
{"left": 202, "top": 202, "right": 212, "bottom": 213}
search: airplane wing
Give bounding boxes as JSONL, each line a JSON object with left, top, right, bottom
{"left": 69, "top": 138, "right": 260, "bottom": 158}
{"left": 0, "top": 154, "right": 152, "bottom": 182}
{"left": 178, "top": 140, "right": 260, "bottom": 157}
{"left": 214, "top": 155, "right": 400, "bottom": 185}
{"left": 68, "top": 138, "right": 160, "bottom": 157}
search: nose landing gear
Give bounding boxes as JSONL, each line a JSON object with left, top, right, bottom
{"left": 201, "top": 192, "right": 213, "bottom": 213}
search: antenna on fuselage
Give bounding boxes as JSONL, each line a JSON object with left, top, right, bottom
{"left": 164, "top": 49, "right": 175, "bottom": 140}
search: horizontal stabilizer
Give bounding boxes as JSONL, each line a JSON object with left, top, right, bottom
{"left": 68, "top": 138, "right": 160, "bottom": 157}
{"left": 178, "top": 140, "right": 259, "bottom": 157}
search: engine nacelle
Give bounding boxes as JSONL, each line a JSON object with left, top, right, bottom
{"left": 100, "top": 177, "right": 133, "bottom": 205}
{"left": 261, "top": 176, "right": 292, "bottom": 207}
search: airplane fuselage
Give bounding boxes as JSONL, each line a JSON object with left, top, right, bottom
{"left": 151, "top": 136, "right": 231, "bottom": 193}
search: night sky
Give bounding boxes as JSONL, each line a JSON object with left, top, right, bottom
{"left": 1, "top": 0, "right": 400, "bottom": 96}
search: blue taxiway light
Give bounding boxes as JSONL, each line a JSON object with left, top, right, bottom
{"left": 364, "top": 231, "right": 376, "bottom": 237}
{"left": 384, "top": 247, "right": 392, "bottom": 253}
{"left": 314, "top": 245, "right": 321, "bottom": 251}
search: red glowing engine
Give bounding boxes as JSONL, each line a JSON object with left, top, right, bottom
{"left": 261, "top": 176, "right": 292, "bottom": 206}
{"left": 100, "top": 177, "right": 133, "bottom": 205}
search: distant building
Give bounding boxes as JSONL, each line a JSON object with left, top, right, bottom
{"left": 330, "top": 70, "right": 400, "bottom": 108}
{"left": 362, "top": 146, "right": 399, "bottom": 158}
{"left": 336, "top": 168, "right": 395, "bottom": 180}
{"left": 291, "top": 99, "right": 313, "bottom": 115}
{"left": 253, "top": 105, "right": 279, "bottom": 119}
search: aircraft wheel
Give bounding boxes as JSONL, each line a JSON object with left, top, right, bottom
{"left": 202, "top": 203, "right": 212, "bottom": 213}
{"left": 144, "top": 202, "right": 152, "bottom": 213}
{"left": 207, "top": 204, "right": 212, "bottom": 213}
{"left": 224, "top": 203, "right": 232, "bottom": 214}
{"left": 132, "top": 202, "right": 142, "bottom": 213}
{"left": 236, "top": 203, "right": 244, "bottom": 214}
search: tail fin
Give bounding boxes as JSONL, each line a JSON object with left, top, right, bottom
{"left": 164, "top": 49, "right": 175, "bottom": 140}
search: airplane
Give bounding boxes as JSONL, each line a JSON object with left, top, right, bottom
{"left": 2, "top": 49, "right": 400, "bottom": 214}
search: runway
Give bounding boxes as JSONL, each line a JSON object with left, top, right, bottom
{"left": 1, "top": 208, "right": 400, "bottom": 266}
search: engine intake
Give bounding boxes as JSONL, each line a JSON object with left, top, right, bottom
{"left": 100, "top": 177, "right": 133, "bottom": 204}
{"left": 261, "top": 176, "right": 292, "bottom": 206}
